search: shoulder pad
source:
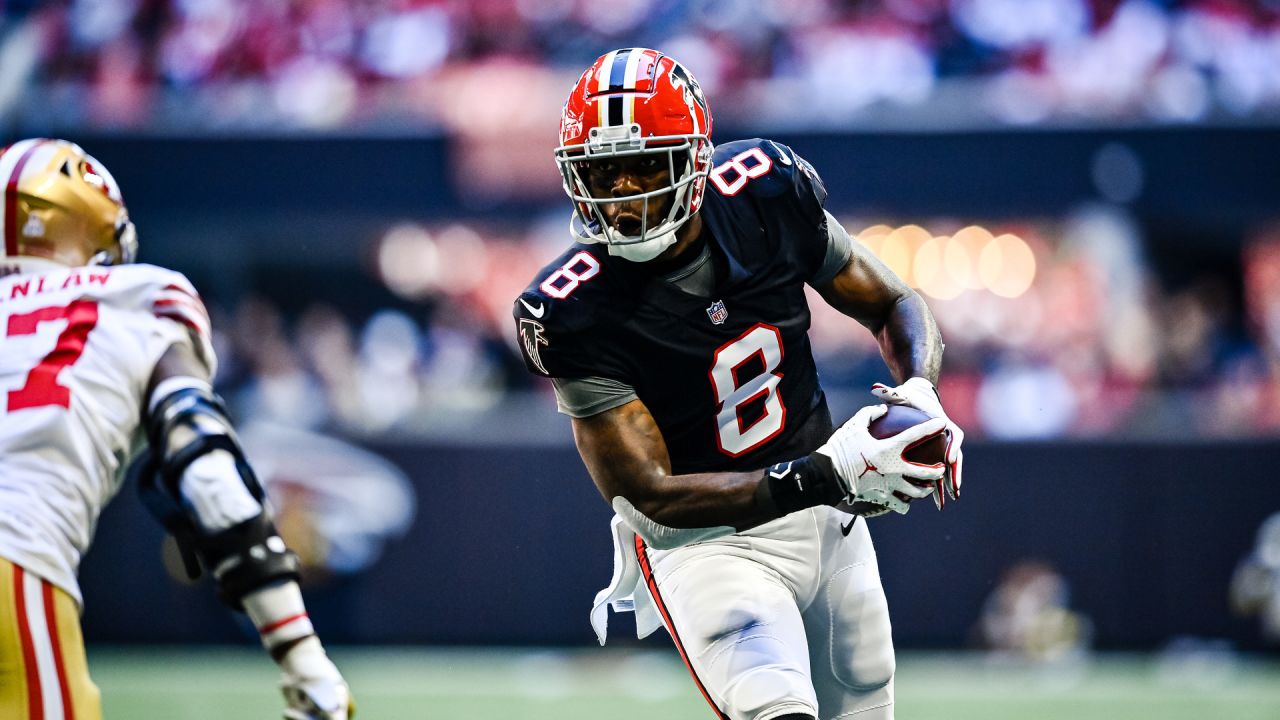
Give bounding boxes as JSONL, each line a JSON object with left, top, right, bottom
{"left": 514, "top": 245, "right": 628, "bottom": 334}
{"left": 104, "top": 263, "right": 194, "bottom": 291}
{"left": 116, "top": 264, "right": 216, "bottom": 374}
{"left": 135, "top": 266, "right": 211, "bottom": 342}
{"left": 513, "top": 245, "right": 635, "bottom": 379}
{"left": 706, "top": 138, "right": 828, "bottom": 207}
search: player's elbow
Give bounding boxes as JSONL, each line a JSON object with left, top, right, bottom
{"left": 612, "top": 495, "right": 734, "bottom": 550}
{"left": 625, "top": 494, "right": 669, "bottom": 525}
{"left": 627, "top": 493, "right": 702, "bottom": 531}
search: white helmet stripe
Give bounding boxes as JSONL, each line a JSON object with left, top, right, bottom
{"left": 1, "top": 139, "right": 50, "bottom": 258}
{"left": 623, "top": 94, "right": 635, "bottom": 126}
{"left": 596, "top": 49, "right": 620, "bottom": 129}
{"left": 623, "top": 48, "right": 643, "bottom": 89}
{"left": 596, "top": 49, "right": 619, "bottom": 92}
{"left": 623, "top": 49, "right": 645, "bottom": 125}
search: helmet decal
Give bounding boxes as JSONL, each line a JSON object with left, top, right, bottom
{"left": 668, "top": 61, "right": 708, "bottom": 126}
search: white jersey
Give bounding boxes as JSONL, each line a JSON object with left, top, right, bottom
{"left": 0, "top": 258, "right": 214, "bottom": 607}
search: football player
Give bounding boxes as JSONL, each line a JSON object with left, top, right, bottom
{"left": 513, "top": 49, "right": 964, "bottom": 720}
{"left": 0, "top": 139, "right": 352, "bottom": 720}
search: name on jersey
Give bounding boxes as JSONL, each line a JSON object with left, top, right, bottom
{"left": 0, "top": 268, "right": 111, "bottom": 303}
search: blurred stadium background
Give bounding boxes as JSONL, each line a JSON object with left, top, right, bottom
{"left": 5, "top": 0, "right": 1280, "bottom": 716}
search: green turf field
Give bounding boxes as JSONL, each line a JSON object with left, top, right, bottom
{"left": 91, "top": 647, "right": 1280, "bottom": 719}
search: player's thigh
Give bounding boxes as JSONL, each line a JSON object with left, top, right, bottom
{"left": 803, "top": 515, "right": 895, "bottom": 718}
{"left": 0, "top": 557, "right": 102, "bottom": 720}
{"left": 649, "top": 545, "right": 818, "bottom": 720}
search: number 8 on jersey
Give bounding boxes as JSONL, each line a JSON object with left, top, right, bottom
{"left": 709, "top": 323, "right": 787, "bottom": 457}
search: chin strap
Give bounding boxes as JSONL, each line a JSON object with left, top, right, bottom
{"left": 568, "top": 207, "right": 685, "bottom": 263}
{"left": 604, "top": 229, "right": 680, "bottom": 262}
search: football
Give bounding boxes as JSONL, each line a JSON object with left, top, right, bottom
{"left": 869, "top": 404, "right": 946, "bottom": 466}
{"left": 841, "top": 404, "right": 946, "bottom": 517}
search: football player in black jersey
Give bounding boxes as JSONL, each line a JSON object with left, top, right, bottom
{"left": 513, "top": 48, "right": 964, "bottom": 720}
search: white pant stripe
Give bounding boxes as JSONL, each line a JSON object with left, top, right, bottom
{"left": 22, "top": 572, "right": 65, "bottom": 720}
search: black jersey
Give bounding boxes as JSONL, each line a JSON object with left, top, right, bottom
{"left": 514, "top": 138, "right": 837, "bottom": 474}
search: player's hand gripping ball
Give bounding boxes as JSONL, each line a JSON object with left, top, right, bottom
{"left": 872, "top": 377, "right": 964, "bottom": 506}
{"left": 818, "top": 404, "right": 945, "bottom": 517}
{"left": 841, "top": 405, "right": 946, "bottom": 517}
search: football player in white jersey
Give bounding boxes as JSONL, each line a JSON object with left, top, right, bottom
{"left": 0, "top": 138, "right": 353, "bottom": 720}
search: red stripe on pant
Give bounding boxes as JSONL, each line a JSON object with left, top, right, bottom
{"left": 43, "top": 581, "right": 75, "bottom": 720}
{"left": 12, "top": 564, "right": 43, "bottom": 720}
{"left": 634, "top": 536, "right": 730, "bottom": 720}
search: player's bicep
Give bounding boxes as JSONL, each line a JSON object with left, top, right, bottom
{"left": 146, "top": 338, "right": 213, "bottom": 404}
{"left": 569, "top": 398, "right": 673, "bottom": 509}
{"left": 814, "top": 228, "right": 914, "bottom": 333}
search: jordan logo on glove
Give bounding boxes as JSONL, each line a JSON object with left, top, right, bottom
{"left": 857, "top": 453, "right": 880, "bottom": 479}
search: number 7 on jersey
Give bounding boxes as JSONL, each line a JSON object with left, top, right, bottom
{"left": 6, "top": 300, "right": 100, "bottom": 412}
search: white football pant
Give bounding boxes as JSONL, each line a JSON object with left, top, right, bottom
{"left": 639, "top": 506, "right": 895, "bottom": 720}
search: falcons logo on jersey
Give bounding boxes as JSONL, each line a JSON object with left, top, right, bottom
{"left": 519, "top": 318, "right": 550, "bottom": 375}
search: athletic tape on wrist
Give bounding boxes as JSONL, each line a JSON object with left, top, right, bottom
{"left": 243, "top": 581, "right": 315, "bottom": 652}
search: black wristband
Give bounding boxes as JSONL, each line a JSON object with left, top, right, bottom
{"left": 756, "top": 452, "right": 846, "bottom": 517}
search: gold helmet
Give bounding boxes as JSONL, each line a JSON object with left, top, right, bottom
{"left": 0, "top": 138, "right": 137, "bottom": 266}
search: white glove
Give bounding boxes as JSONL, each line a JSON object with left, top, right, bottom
{"left": 279, "top": 637, "right": 355, "bottom": 720}
{"left": 872, "top": 377, "right": 964, "bottom": 508}
{"left": 816, "top": 404, "right": 946, "bottom": 516}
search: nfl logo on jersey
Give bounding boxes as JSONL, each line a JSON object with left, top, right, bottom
{"left": 706, "top": 299, "right": 728, "bottom": 325}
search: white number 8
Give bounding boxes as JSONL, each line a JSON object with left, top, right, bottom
{"left": 708, "top": 147, "right": 773, "bottom": 196}
{"left": 540, "top": 251, "right": 601, "bottom": 299}
{"left": 709, "top": 323, "right": 787, "bottom": 457}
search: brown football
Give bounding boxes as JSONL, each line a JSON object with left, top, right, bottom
{"left": 840, "top": 404, "right": 946, "bottom": 517}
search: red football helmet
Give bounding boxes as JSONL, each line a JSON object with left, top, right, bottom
{"left": 556, "top": 48, "right": 713, "bottom": 261}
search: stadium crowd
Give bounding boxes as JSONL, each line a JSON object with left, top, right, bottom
{"left": 197, "top": 206, "right": 1280, "bottom": 441}
{"left": 2, "top": 0, "right": 1279, "bottom": 129}
{"left": 4, "top": 0, "right": 1275, "bottom": 440}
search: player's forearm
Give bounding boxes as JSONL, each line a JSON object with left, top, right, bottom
{"left": 876, "top": 291, "right": 943, "bottom": 385}
{"left": 575, "top": 402, "right": 839, "bottom": 545}
{"left": 616, "top": 448, "right": 852, "bottom": 546}
{"left": 243, "top": 580, "right": 353, "bottom": 718}
{"left": 622, "top": 469, "right": 778, "bottom": 531}
{"left": 243, "top": 580, "right": 319, "bottom": 661}
{"left": 575, "top": 402, "right": 768, "bottom": 529}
